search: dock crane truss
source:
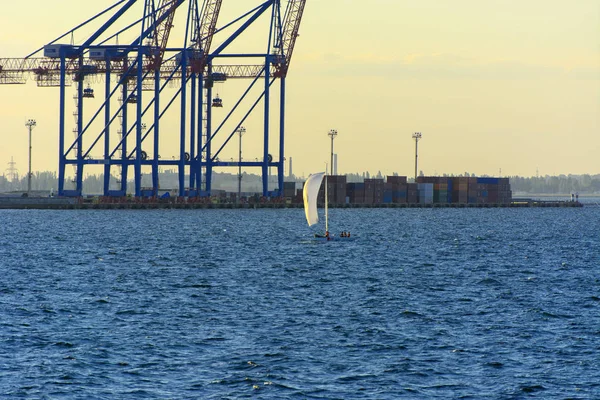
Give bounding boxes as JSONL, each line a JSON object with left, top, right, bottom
{"left": 0, "top": 0, "right": 307, "bottom": 198}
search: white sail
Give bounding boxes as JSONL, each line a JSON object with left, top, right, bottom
{"left": 303, "top": 172, "right": 325, "bottom": 227}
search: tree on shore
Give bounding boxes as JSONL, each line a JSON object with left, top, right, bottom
{"left": 2, "top": 171, "right": 599, "bottom": 195}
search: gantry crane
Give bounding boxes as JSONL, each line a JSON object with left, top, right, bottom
{"left": 0, "top": 0, "right": 306, "bottom": 198}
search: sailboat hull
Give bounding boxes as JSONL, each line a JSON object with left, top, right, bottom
{"left": 313, "top": 234, "right": 354, "bottom": 242}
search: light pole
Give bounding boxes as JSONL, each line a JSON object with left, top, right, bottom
{"left": 25, "top": 119, "right": 37, "bottom": 196}
{"left": 237, "top": 126, "right": 246, "bottom": 202}
{"left": 412, "top": 132, "right": 422, "bottom": 182}
{"left": 283, "top": 157, "right": 287, "bottom": 178}
{"left": 328, "top": 129, "right": 337, "bottom": 176}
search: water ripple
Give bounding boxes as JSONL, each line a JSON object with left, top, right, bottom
{"left": 0, "top": 207, "right": 599, "bottom": 398}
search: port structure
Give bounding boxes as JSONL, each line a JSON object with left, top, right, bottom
{"left": 0, "top": 0, "right": 306, "bottom": 197}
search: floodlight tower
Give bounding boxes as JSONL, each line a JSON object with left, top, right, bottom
{"left": 237, "top": 126, "right": 246, "bottom": 202}
{"left": 412, "top": 132, "right": 422, "bottom": 181}
{"left": 25, "top": 119, "right": 37, "bottom": 195}
{"left": 328, "top": 129, "right": 337, "bottom": 176}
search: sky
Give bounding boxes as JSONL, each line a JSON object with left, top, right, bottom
{"left": 0, "top": 0, "right": 598, "bottom": 181}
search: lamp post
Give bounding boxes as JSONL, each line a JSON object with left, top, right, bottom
{"left": 328, "top": 129, "right": 337, "bottom": 176}
{"left": 237, "top": 126, "right": 246, "bottom": 202}
{"left": 412, "top": 132, "right": 422, "bottom": 182}
{"left": 25, "top": 119, "right": 37, "bottom": 196}
{"left": 327, "top": 129, "right": 338, "bottom": 207}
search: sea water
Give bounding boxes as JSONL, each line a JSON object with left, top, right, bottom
{"left": 1, "top": 206, "right": 599, "bottom": 399}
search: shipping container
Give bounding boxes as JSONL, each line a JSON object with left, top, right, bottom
{"left": 384, "top": 182, "right": 397, "bottom": 192}
{"left": 407, "top": 192, "right": 418, "bottom": 204}
{"left": 417, "top": 183, "right": 434, "bottom": 193}
{"left": 383, "top": 190, "right": 393, "bottom": 203}
{"left": 418, "top": 183, "right": 434, "bottom": 204}
{"left": 434, "top": 190, "right": 448, "bottom": 203}
{"left": 452, "top": 191, "right": 468, "bottom": 204}
{"left": 393, "top": 191, "right": 407, "bottom": 203}
{"left": 283, "top": 181, "right": 297, "bottom": 198}
{"left": 387, "top": 176, "right": 408, "bottom": 185}
{"left": 477, "top": 177, "right": 499, "bottom": 185}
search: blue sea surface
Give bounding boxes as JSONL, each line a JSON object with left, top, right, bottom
{"left": 1, "top": 206, "right": 599, "bottom": 399}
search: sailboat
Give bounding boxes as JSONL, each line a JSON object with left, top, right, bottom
{"left": 303, "top": 170, "right": 351, "bottom": 241}
{"left": 303, "top": 171, "right": 330, "bottom": 239}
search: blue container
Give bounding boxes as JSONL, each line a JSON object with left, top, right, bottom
{"left": 383, "top": 190, "right": 393, "bottom": 203}
{"left": 477, "top": 177, "right": 499, "bottom": 185}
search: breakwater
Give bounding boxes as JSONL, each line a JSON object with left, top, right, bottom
{"left": 0, "top": 197, "right": 583, "bottom": 210}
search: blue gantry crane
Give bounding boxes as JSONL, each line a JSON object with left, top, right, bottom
{"left": 0, "top": 0, "right": 306, "bottom": 198}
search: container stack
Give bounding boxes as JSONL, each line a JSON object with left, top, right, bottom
{"left": 446, "top": 178, "right": 453, "bottom": 203}
{"left": 435, "top": 179, "right": 450, "bottom": 204}
{"left": 346, "top": 182, "right": 365, "bottom": 204}
{"left": 451, "top": 177, "right": 469, "bottom": 204}
{"left": 394, "top": 185, "right": 408, "bottom": 203}
{"left": 417, "top": 183, "right": 434, "bottom": 204}
{"left": 467, "top": 177, "right": 478, "bottom": 204}
{"left": 407, "top": 183, "right": 418, "bottom": 203}
{"left": 328, "top": 175, "right": 347, "bottom": 204}
{"left": 498, "top": 178, "right": 511, "bottom": 204}
{"left": 374, "top": 179, "right": 385, "bottom": 204}
{"left": 386, "top": 176, "right": 408, "bottom": 203}
{"left": 472, "top": 177, "right": 512, "bottom": 204}
{"left": 417, "top": 176, "right": 451, "bottom": 204}
{"left": 383, "top": 182, "right": 394, "bottom": 204}
{"left": 283, "top": 182, "right": 296, "bottom": 198}
{"left": 364, "top": 178, "right": 384, "bottom": 205}
{"left": 294, "top": 187, "right": 303, "bottom": 204}
{"left": 473, "top": 177, "right": 494, "bottom": 204}
{"left": 298, "top": 175, "right": 512, "bottom": 206}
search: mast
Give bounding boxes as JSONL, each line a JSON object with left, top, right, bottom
{"left": 325, "top": 164, "right": 328, "bottom": 233}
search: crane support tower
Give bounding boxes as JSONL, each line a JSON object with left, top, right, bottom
{"left": 0, "top": 0, "right": 306, "bottom": 198}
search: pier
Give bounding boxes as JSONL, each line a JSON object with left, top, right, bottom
{"left": 0, "top": 196, "right": 584, "bottom": 210}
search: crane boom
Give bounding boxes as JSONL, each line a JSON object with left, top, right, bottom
{"left": 146, "top": 0, "right": 182, "bottom": 70}
{"left": 274, "top": 0, "right": 306, "bottom": 78}
{"left": 0, "top": 57, "right": 265, "bottom": 86}
{"left": 190, "top": 0, "right": 222, "bottom": 74}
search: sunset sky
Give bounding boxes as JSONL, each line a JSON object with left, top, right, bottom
{"left": 0, "top": 0, "right": 598, "bottom": 181}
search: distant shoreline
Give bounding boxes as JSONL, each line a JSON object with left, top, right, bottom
{"left": 514, "top": 193, "right": 599, "bottom": 198}
{"left": 0, "top": 198, "right": 584, "bottom": 210}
